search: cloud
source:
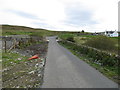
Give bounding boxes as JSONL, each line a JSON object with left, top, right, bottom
{"left": 31, "top": 22, "right": 56, "bottom": 29}
{"left": 0, "top": 0, "right": 119, "bottom": 32}
{"left": 5, "top": 9, "right": 39, "bottom": 20}
{"left": 64, "top": 3, "right": 98, "bottom": 27}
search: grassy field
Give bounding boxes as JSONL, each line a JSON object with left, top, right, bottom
{"left": 59, "top": 33, "right": 118, "bottom": 54}
{"left": 2, "top": 25, "right": 61, "bottom": 37}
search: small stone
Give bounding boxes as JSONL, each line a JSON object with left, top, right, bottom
{"left": 28, "top": 71, "right": 35, "bottom": 74}
{"left": 35, "top": 63, "right": 39, "bottom": 68}
{"left": 16, "top": 86, "right": 20, "bottom": 88}
{"left": 38, "top": 74, "right": 41, "bottom": 77}
{"left": 18, "top": 58, "right": 22, "bottom": 60}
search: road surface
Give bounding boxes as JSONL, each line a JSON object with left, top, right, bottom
{"left": 42, "top": 36, "right": 118, "bottom": 88}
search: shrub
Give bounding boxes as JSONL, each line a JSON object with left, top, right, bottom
{"left": 66, "top": 37, "right": 75, "bottom": 42}
{"left": 60, "top": 40, "right": 118, "bottom": 67}
{"left": 59, "top": 34, "right": 75, "bottom": 40}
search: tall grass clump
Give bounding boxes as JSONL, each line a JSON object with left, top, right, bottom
{"left": 84, "top": 36, "right": 116, "bottom": 51}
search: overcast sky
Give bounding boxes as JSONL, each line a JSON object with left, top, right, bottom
{"left": 0, "top": 0, "right": 119, "bottom": 32}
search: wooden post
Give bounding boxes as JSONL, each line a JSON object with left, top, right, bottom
{"left": 7, "top": 40, "right": 19, "bottom": 52}
{"left": 30, "top": 37, "right": 32, "bottom": 42}
{"left": 13, "top": 38, "right": 16, "bottom": 49}
{"left": 19, "top": 40, "right": 21, "bottom": 48}
{"left": 4, "top": 40, "right": 6, "bottom": 53}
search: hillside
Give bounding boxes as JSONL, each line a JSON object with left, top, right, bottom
{"left": 2, "top": 25, "right": 52, "bottom": 32}
{"left": 1, "top": 25, "right": 87, "bottom": 37}
{"left": 1, "top": 24, "right": 59, "bottom": 37}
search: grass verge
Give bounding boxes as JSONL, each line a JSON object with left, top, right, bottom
{"left": 2, "top": 52, "right": 28, "bottom": 68}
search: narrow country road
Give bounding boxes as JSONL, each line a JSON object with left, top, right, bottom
{"left": 42, "top": 36, "right": 118, "bottom": 88}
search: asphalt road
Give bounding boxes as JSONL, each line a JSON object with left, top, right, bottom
{"left": 42, "top": 36, "right": 118, "bottom": 88}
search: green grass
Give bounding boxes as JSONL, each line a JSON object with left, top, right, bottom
{"left": 2, "top": 25, "right": 61, "bottom": 37}
{"left": 59, "top": 33, "right": 118, "bottom": 54}
{"left": 59, "top": 42, "right": 119, "bottom": 84}
{"left": 58, "top": 33, "right": 76, "bottom": 40}
{"left": 2, "top": 29, "right": 54, "bottom": 37}
{"left": 2, "top": 52, "right": 29, "bottom": 68}
{"left": 78, "top": 35, "right": 98, "bottom": 37}
{"left": 110, "top": 37, "right": 120, "bottom": 40}
{"left": 0, "top": 51, "right": 2, "bottom": 70}
{"left": 74, "top": 36, "right": 87, "bottom": 45}
{"left": 74, "top": 35, "right": 118, "bottom": 54}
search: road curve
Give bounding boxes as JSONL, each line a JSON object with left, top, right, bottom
{"left": 42, "top": 36, "right": 118, "bottom": 88}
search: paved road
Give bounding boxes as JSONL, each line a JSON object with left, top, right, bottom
{"left": 42, "top": 37, "right": 118, "bottom": 88}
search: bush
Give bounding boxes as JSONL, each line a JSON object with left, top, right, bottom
{"left": 60, "top": 40, "right": 118, "bottom": 67}
{"left": 59, "top": 34, "right": 75, "bottom": 40}
{"left": 85, "top": 36, "right": 116, "bottom": 51}
{"left": 66, "top": 37, "right": 75, "bottom": 42}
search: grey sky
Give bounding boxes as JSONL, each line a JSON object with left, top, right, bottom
{"left": 0, "top": 0, "right": 118, "bottom": 32}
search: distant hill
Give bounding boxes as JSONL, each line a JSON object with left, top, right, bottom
{"left": 1, "top": 24, "right": 56, "bottom": 36}
{"left": 2, "top": 24, "right": 49, "bottom": 31}
{"left": 1, "top": 24, "right": 89, "bottom": 37}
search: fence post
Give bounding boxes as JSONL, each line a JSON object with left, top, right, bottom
{"left": 13, "top": 38, "right": 17, "bottom": 49}
{"left": 4, "top": 40, "right": 7, "bottom": 53}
